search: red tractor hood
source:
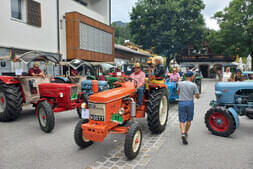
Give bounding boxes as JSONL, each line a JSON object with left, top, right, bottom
{"left": 89, "top": 81, "right": 136, "bottom": 103}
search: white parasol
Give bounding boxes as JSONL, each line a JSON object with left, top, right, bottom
{"left": 246, "top": 54, "right": 252, "bottom": 71}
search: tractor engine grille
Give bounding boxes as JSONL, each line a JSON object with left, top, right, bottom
{"left": 70, "top": 86, "right": 78, "bottom": 100}
{"left": 89, "top": 103, "right": 105, "bottom": 121}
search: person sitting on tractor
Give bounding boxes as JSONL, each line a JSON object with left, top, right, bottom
{"left": 113, "top": 65, "right": 123, "bottom": 77}
{"left": 130, "top": 63, "right": 146, "bottom": 107}
{"left": 28, "top": 62, "right": 46, "bottom": 78}
{"left": 70, "top": 68, "right": 79, "bottom": 76}
{"left": 170, "top": 68, "right": 180, "bottom": 82}
{"left": 153, "top": 56, "right": 165, "bottom": 80}
{"left": 232, "top": 69, "right": 245, "bottom": 81}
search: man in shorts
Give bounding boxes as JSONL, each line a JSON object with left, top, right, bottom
{"left": 177, "top": 71, "right": 200, "bottom": 145}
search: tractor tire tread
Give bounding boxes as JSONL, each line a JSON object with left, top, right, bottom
{"left": 124, "top": 122, "right": 142, "bottom": 160}
{"left": 147, "top": 88, "right": 169, "bottom": 134}
{"left": 0, "top": 83, "right": 22, "bottom": 122}
{"left": 38, "top": 101, "right": 55, "bottom": 133}
{"left": 74, "top": 119, "right": 93, "bottom": 148}
{"left": 205, "top": 107, "right": 236, "bottom": 137}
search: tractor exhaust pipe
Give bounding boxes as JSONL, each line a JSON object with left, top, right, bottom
{"left": 123, "top": 98, "right": 136, "bottom": 117}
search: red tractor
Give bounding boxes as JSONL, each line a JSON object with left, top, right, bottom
{"left": 74, "top": 77, "right": 169, "bottom": 159}
{"left": 0, "top": 51, "right": 86, "bottom": 133}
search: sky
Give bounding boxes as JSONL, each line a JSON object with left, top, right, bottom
{"left": 111, "top": 0, "right": 232, "bottom": 30}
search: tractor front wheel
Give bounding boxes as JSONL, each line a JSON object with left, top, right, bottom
{"left": 37, "top": 101, "right": 55, "bottom": 133}
{"left": 74, "top": 119, "right": 93, "bottom": 148}
{"left": 205, "top": 108, "right": 236, "bottom": 137}
{"left": 0, "top": 83, "right": 22, "bottom": 122}
{"left": 124, "top": 122, "right": 142, "bottom": 160}
{"left": 147, "top": 88, "right": 169, "bottom": 134}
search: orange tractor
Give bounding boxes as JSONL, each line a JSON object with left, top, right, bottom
{"left": 74, "top": 77, "right": 169, "bottom": 159}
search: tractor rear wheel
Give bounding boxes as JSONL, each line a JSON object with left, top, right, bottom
{"left": 246, "top": 113, "right": 253, "bottom": 119}
{"left": 124, "top": 122, "right": 142, "bottom": 160}
{"left": 147, "top": 88, "right": 169, "bottom": 134}
{"left": 205, "top": 108, "right": 236, "bottom": 137}
{"left": 74, "top": 119, "right": 93, "bottom": 148}
{"left": 0, "top": 83, "right": 22, "bottom": 122}
{"left": 37, "top": 101, "right": 55, "bottom": 133}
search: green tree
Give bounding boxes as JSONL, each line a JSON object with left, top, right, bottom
{"left": 129, "top": 0, "right": 205, "bottom": 67}
{"left": 209, "top": 0, "right": 253, "bottom": 60}
{"left": 112, "top": 22, "right": 133, "bottom": 45}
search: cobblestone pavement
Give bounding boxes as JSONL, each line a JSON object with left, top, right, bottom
{"left": 86, "top": 103, "right": 179, "bottom": 169}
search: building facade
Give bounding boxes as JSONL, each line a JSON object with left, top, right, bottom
{"left": 176, "top": 41, "right": 236, "bottom": 78}
{"left": 0, "top": 0, "right": 113, "bottom": 74}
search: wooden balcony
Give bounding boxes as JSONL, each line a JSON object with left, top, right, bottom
{"left": 176, "top": 55, "right": 236, "bottom": 63}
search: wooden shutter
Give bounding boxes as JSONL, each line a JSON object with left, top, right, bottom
{"left": 27, "top": 0, "right": 41, "bottom": 27}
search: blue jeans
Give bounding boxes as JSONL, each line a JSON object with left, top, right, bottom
{"left": 178, "top": 101, "right": 194, "bottom": 123}
{"left": 137, "top": 87, "right": 144, "bottom": 106}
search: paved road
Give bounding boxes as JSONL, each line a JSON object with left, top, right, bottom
{"left": 1, "top": 79, "right": 253, "bottom": 169}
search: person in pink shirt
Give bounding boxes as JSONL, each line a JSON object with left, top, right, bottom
{"left": 130, "top": 63, "right": 146, "bottom": 106}
{"left": 170, "top": 68, "right": 180, "bottom": 82}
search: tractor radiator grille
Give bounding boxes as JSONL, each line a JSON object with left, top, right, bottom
{"left": 70, "top": 86, "right": 78, "bottom": 100}
{"left": 89, "top": 103, "right": 105, "bottom": 121}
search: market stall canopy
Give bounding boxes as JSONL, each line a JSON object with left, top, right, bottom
{"left": 0, "top": 51, "right": 59, "bottom": 64}
{"left": 89, "top": 62, "right": 115, "bottom": 72}
{"left": 60, "top": 59, "right": 93, "bottom": 70}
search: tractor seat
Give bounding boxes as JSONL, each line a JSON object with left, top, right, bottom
{"left": 151, "top": 79, "right": 165, "bottom": 85}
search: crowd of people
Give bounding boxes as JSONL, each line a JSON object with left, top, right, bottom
{"left": 221, "top": 67, "right": 245, "bottom": 82}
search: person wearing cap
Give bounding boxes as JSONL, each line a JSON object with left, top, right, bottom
{"left": 153, "top": 56, "right": 165, "bottom": 80}
{"left": 28, "top": 62, "right": 45, "bottom": 78}
{"left": 177, "top": 71, "right": 200, "bottom": 145}
{"left": 114, "top": 65, "right": 123, "bottom": 77}
{"left": 130, "top": 63, "right": 146, "bottom": 106}
{"left": 232, "top": 69, "right": 244, "bottom": 81}
{"left": 70, "top": 68, "right": 79, "bottom": 76}
{"left": 170, "top": 68, "right": 180, "bottom": 82}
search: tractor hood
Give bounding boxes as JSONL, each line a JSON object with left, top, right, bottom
{"left": 215, "top": 82, "right": 253, "bottom": 104}
{"left": 216, "top": 82, "right": 253, "bottom": 91}
{"left": 89, "top": 81, "right": 136, "bottom": 103}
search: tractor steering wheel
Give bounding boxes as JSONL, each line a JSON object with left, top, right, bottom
{"left": 129, "top": 78, "right": 138, "bottom": 88}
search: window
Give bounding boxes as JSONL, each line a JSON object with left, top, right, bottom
{"left": 10, "top": 0, "right": 41, "bottom": 27}
{"left": 80, "top": 22, "right": 113, "bottom": 55}
{"left": 27, "top": 0, "right": 41, "bottom": 27}
{"left": 11, "top": 0, "right": 22, "bottom": 20}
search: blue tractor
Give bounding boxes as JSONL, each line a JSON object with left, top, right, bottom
{"left": 165, "top": 79, "right": 179, "bottom": 102}
{"left": 205, "top": 82, "right": 253, "bottom": 137}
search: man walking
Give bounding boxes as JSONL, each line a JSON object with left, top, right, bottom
{"left": 177, "top": 71, "right": 200, "bottom": 145}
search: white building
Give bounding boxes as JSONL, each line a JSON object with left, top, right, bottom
{"left": 0, "top": 0, "right": 114, "bottom": 74}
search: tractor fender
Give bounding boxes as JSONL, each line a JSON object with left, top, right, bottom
{"left": 228, "top": 107, "right": 240, "bottom": 128}
{"left": 0, "top": 76, "right": 20, "bottom": 84}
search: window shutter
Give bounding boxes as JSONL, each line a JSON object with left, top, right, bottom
{"left": 27, "top": 0, "right": 41, "bottom": 27}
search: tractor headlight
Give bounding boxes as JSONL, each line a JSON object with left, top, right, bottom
{"left": 119, "top": 108, "right": 124, "bottom": 115}
{"left": 59, "top": 92, "right": 64, "bottom": 98}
